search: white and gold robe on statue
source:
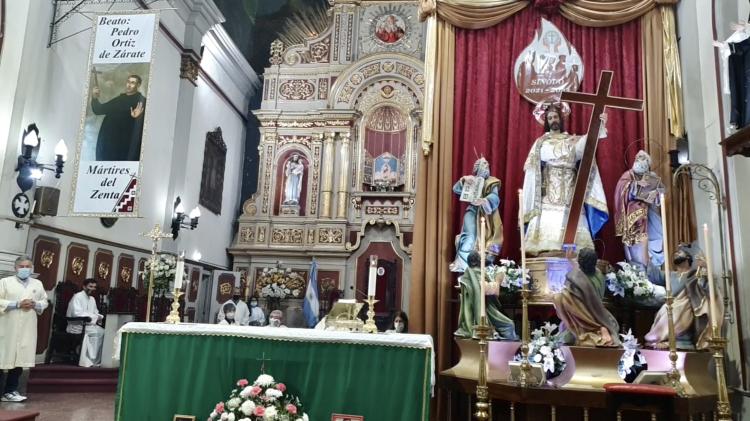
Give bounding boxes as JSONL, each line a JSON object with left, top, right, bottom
{"left": 522, "top": 131, "right": 609, "bottom": 255}
{"left": 66, "top": 290, "right": 105, "bottom": 367}
{"left": 0, "top": 275, "right": 48, "bottom": 370}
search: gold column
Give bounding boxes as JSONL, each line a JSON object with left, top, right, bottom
{"left": 321, "top": 132, "right": 335, "bottom": 218}
{"left": 336, "top": 132, "right": 351, "bottom": 219}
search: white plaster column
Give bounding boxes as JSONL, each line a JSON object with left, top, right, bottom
{"left": 320, "top": 131, "right": 336, "bottom": 218}
{"left": 335, "top": 132, "right": 351, "bottom": 219}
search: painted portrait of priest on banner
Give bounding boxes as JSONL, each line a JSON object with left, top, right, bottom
{"left": 374, "top": 14, "right": 405, "bottom": 44}
{"left": 82, "top": 64, "right": 149, "bottom": 162}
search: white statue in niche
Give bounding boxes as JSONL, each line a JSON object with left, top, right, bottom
{"left": 283, "top": 154, "right": 305, "bottom": 205}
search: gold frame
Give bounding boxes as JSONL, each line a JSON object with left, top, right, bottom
{"left": 173, "top": 415, "right": 196, "bottom": 421}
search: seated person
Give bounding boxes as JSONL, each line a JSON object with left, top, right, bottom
{"left": 248, "top": 296, "right": 266, "bottom": 326}
{"left": 217, "top": 302, "right": 239, "bottom": 325}
{"left": 217, "top": 287, "right": 250, "bottom": 326}
{"left": 386, "top": 311, "right": 409, "bottom": 333}
{"left": 66, "top": 278, "right": 105, "bottom": 367}
{"left": 267, "top": 309, "right": 287, "bottom": 328}
{"left": 554, "top": 248, "right": 620, "bottom": 347}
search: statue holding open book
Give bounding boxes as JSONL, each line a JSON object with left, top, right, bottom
{"left": 449, "top": 157, "right": 504, "bottom": 272}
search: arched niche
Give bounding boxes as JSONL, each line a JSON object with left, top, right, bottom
{"left": 273, "top": 147, "right": 311, "bottom": 216}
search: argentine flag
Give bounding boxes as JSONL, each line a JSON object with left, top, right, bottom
{"left": 303, "top": 259, "right": 320, "bottom": 327}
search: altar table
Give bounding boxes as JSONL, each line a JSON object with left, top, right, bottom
{"left": 114, "top": 323, "right": 433, "bottom": 421}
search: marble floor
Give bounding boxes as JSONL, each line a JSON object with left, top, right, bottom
{"left": 0, "top": 393, "right": 114, "bottom": 421}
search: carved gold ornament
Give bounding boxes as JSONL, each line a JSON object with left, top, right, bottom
{"left": 98, "top": 262, "right": 111, "bottom": 280}
{"left": 40, "top": 250, "right": 55, "bottom": 269}
{"left": 121, "top": 266, "right": 133, "bottom": 283}
{"left": 72, "top": 257, "right": 85, "bottom": 276}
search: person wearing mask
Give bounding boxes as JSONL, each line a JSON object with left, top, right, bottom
{"left": 387, "top": 311, "right": 409, "bottom": 333}
{"left": 217, "top": 287, "right": 250, "bottom": 326}
{"left": 248, "top": 296, "right": 266, "bottom": 326}
{"left": 0, "top": 255, "right": 49, "bottom": 402}
{"left": 268, "top": 309, "right": 287, "bottom": 328}
{"left": 218, "top": 302, "right": 238, "bottom": 325}
{"left": 66, "top": 278, "right": 105, "bottom": 367}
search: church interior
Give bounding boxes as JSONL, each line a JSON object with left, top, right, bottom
{"left": 1, "top": 0, "right": 750, "bottom": 420}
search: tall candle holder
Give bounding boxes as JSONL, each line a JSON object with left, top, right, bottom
{"left": 473, "top": 315, "right": 491, "bottom": 420}
{"left": 518, "top": 285, "right": 532, "bottom": 387}
{"left": 708, "top": 326, "right": 733, "bottom": 420}
{"left": 363, "top": 296, "right": 378, "bottom": 333}
{"left": 664, "top": 293, "right": 684, "bottom": 395}
{"left": 165, "top": 288, "right": 184, "bottom": 324}
{"left": 139, "top": 224, "right": 172, "bottom": 323}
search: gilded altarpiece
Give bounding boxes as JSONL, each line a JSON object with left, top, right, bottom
{"left": 230, "top": 1, "right": 424, "bottom": 323}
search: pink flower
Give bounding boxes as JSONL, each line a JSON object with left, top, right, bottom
{"left": 249, "top": 386, "right": 262, "bottom": 397}
{"left": 276, "top": 383, "right": 286, "bottom": 393}
{"left": 215, "top": 402, "right": 225, "bottom": 414}
{"left": 254, "top": 406, "right": 265, "bottom": 416}
{"left": 236, "top": 379, "right": 249, "bottom": 387}
{"left": 286, "top": 404, "right": 297, "bottom": 414}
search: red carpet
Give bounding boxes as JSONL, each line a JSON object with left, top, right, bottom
{"left": 27, "top": 365, "right": 118, "bottom": 394}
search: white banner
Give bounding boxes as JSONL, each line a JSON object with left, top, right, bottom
{"left": 70, "top": 12, "right": 158, "bottom": 216}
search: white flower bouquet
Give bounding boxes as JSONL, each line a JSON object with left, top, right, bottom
{"left": 618, "top": 329, "right": 648, "bottom": 382}
{"left": 209, "top": 374, "right": 309, "bottom": 421}
{"left": 256, "top": 267, "right": 305, "bottom": 299}
{"left": 261, "top": 283, "right": 291, "bottom": 299}
{"left": 140, "top": 254, "right": 185, "bottom": 294}
{"left": 487, "top": 259, "right": 530, "bottom": 294}
{"left": 606, "top": 262, "right": 655, "bottom": 301}
{"left": 515, "top": 322, "right": 566, "bottom": 379}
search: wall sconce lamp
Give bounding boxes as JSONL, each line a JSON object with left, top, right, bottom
{"left": 15, "top": 123, "right": 68, "bottom": 192}
{"left": 171, "top": 196, "right": 201, "bottom": 239}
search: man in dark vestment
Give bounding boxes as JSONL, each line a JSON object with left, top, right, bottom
{"left": 92, "top": 74, "right": 146, "bottom": 161}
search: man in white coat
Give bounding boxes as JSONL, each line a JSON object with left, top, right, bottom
{"left": 66, "top": 278, "right": 105, "bottom": 367}
{"left": 0, "top": 255, "right": 49, "bottom": 402}
{"left": 217, "top": 287, "right": 250, "bottom": 326}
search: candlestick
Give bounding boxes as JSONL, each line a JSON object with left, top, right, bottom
{"left": 368, "top": 255, "right": 378, "bottom": 297}
{"left": 174, "top": 252, "right": 185, "bottom": 290}
{"left": 659, "top": 193, "right": 671, "bottom": 296}
{"left": 659, "top": 193, "right": 683, "bottom": 394}
{"left": 517, "top": 189, "right": 531, "bottom": 387}
{"left": 165, "top": 288, "right": 184, "bottom": 324}
{"left": 363, "top": 295, "right": 379, "bottom": 334}
{"left": 479, "top": 217, "right": 486, "bottom": 318}
{"left": 703, "top": 224, "right": 719, "bottom": 331}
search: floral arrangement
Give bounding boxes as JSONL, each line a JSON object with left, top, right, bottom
{"left": 209, "top": 374, "right": 309, "bottom": 421}
{"left": 606, "top": 262, "right": 656, "bottom": 301}
{"left": 515, "top": 322, "right": 566, "bottom": 379}
{"left": 140, "top": 254, "right": 185, "bottom": 295}
{"left": 255, "top": 267, "right": 305, "bottom": 299}
{"left": 618, "top": 329, "right": 648, "bottom": 383}
{"left": 488, "top": 259, "right": 530, "bottom": 294}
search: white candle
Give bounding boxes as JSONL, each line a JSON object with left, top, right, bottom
{"left": 174, "top": 252, "right": 185, "bottom": 290}
{"left": 659, "top": 193, "right": 671, "bottom": 296}
{"left": 518, "top": 190, "right": 527, "bottom": 272}
{"left": 368, "top": 255, "right": 378, "bottom": 297}
{"left": 479, "top": 216, "right": 486, "bottom": 318}
{"left": 703, "top": 224, "right": 719, "bottom": 330}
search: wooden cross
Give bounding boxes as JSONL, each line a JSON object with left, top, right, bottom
{"left": 256, "top": 352, "right": 272, "bottom": 374}
{"left": 559, "top": 70, "right": 643, "bottom": 247}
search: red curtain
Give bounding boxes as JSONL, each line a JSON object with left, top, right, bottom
{"left": 453, "top": 7, "right": 644, "bottom": 264}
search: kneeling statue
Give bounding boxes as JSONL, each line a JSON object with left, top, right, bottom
{"left": 455, "top": 251, "right": 518, "bottom": 340}
{"left": 554, "top": 248, "right": 620, "bottom": 346}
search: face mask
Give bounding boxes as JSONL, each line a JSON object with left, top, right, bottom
{"left": 270, "top": 318, "right": 281, "bottom": 327}
{"left": 16, "top": 268, "right": 32, "bottom": 280}
{"left": 226, "top": 312, "right": 235, "bottom": 320}
{"left": 633, "top": 160, "right": 649, "bottom": 174}
{"left": 394, "top": 322, "right": 404, "bottom": 333}
{"left": 250, "top": 301, "right": 258, "bottom": 307}
{"left": 233, "top": 294, "right": 240, "bottom": 301}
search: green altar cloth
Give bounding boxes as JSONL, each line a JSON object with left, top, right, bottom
{"left": 114, "top": 323, "right": 433, "bottom": 421}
